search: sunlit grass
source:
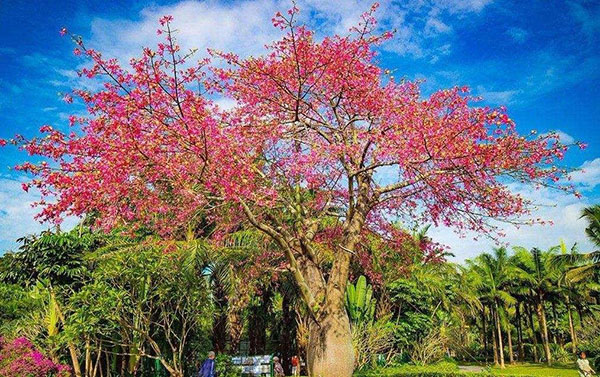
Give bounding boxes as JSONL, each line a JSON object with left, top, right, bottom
{"left": 488, "top": 362, "right": 579, "bottom": 377}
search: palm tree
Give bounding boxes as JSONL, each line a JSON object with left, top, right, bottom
{"left": 468, "top": 247, "right": 520, "bottom": 368}
{"left": 558, "top": 205, "right": 600, "bottom": 283}
{"left": 512, "top": 246, "right": 559, "bottom": 366}
{"left": 581, "top": 205, "right": 600, "bottom": 247}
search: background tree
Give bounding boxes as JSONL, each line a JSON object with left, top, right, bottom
{"left": 512, "top": 246, "right": 559, "bottom": 366}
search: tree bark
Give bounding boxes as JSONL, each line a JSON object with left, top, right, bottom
{"left": 307, "top": 304, "right": 354, "bottom": 377}
{"left": 494, "top": 303, "right": 505, "bottom": 368}
{"left": 536, "top": 293, "right": 552, "bottom": 366}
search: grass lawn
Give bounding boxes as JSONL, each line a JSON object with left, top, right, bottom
{"left": 485, "top": 363, "right": 579, "bottom": 377}
{"left": 355, "top": 362, "right": 582, "bottom": 376}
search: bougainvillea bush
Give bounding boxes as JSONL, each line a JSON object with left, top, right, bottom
{"left": 0, "top": 337, "right": 71, "bottom": 377}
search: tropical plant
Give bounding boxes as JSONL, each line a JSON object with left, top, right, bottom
{"left": 468, "top": 247, "right": 522, "bottom": 368}
{"left": 347, "top": 275, "right": 376, "bottom": 325}
{"left": 512, "top": 246, "right": 559, "bottom": 365}
{"left": 581, "top": 205, "right": 600, "bottom": 247}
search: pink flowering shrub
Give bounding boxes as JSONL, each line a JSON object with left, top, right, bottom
{"left": 0, "top": 337, "right": 71, "bottom": 377}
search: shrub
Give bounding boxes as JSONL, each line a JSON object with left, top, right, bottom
{"left": 0, "top": 337, "right": 71, "bottom": 377}
{"left": 214, "top": 354, "right": 241, "bottom": 377}
{"left": 352, "top": 316, "right": 397, "bottom": 370}
{"left": 410, "top": 330, "right": 448, "bottom": 365}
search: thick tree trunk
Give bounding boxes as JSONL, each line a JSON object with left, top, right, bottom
{"left": 494, "top": 304, "right": 505, "bottom": 368}
{"left": 241, "top": 172, "right": 370, "bottom": 377}
{"left": 566, "top": 295, "right": 577, "bottom": 354}
{"left": 536, "top": 294, "right": 552, "bottom": 366}
{"left": 307, "top": 305, "right": 354, "bottom": 377}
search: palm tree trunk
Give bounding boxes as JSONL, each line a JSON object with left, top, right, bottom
{"left": 576, "top": 303, "right": 584, "bottom": 328}
{"left": 516, "top": 302, "right": 525, "bottom": 362}
{"left": 492, "top": 314, "right": 499, "bottom": 366}
{"left": 507, "top": 322, "right": 515, "bottom": 365}
{"left": 526, "top": 302, "right": 539, "bottom": 363}
{"left": 482, "top": 307, "right": 489, "bottom": 363}
{"left": 536, "top": 293, "right": 552, "bottom": 366}
{"left": 494, "top": 303, "right": 505, "bottom": 368}
{"left": 566, "top": 295, "right": 578, "bottom": 354}
{"left": 551, "top": 301, "right": 559, "bottom": 344}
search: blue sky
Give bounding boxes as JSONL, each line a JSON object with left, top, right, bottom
{"left": 0, "top": 0, "right": 599, "bottom": 260}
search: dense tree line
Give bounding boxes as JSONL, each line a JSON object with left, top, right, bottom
{"left": 1, "top": 204, "right": 599, "bottom": 376}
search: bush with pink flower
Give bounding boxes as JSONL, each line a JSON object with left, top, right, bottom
{"left": 0, "top": 337, "right": 71, "bottom": 377}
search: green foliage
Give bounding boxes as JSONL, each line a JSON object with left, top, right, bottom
{"left": 581, "top": 204, "right": 600, "bottom": 248}
{"left": 347, "top": 275, "right": 376, "bottom": 324}
{"left": 352, "top": 316, "right": 397, "bottom": 370}
{"left": 0, "top": 227, "right": 104, "bottom": 286}
{"left": 214, "top": 354, "right": 242, "bottom": 377}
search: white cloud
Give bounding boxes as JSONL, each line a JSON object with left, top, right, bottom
{"left": 476, "top": 85, "right": 519, "bottom": 105}
{"left": 539, "top": 130, "right": 576, "bottom": 144}
{"left": 568, "top": 1, "right": 600, "bottom": 40}
{"left": 570, "top": 158, "right": 600, "bottom": 191}
{"left": 506, "top": 27, "right": 528, "bottom": 43}
{"left": 82, "top": 0, "right": 495, "bottom": 66}
{"left": 0, "top": 177, "right": 79, "bottom": 254}
{"left": 429, "top": 157, "right": 600, "bottom": 262}
{"left": 431, "top": 184, "right": 596, "bottom": 262}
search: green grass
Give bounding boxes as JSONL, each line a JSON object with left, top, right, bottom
{"left": 487, "top": 363, "right": 579, "bottom": 377}
{"left": 354, "top": 362, "right": 581, "bottom": 377}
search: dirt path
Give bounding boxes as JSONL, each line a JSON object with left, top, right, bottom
{"left": 458, "top": 365, "right": 486, "bottom": 373}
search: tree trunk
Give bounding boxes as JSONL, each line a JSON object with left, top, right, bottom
{"left": 492, "top": 314, "right": 499, "bottom": 366}
{"left": 526, "top": 303, "right": 539, "bottom": 363}
{"left": 576, "top": 303, "right": 584, "bottom": 328}
{"left": 494, "top": 303, "right": 505, "bottom": 368}
{"left": 52, "top": 290, "right": 82, "bottom": 377}
{"left": 565, "top": 295, "right": 577, "bottom": 354}
{"left": 280, "top": 285, "right": 297, "bottom": 376}
{"left": 516, "top": 302, "right": 525, "bottom": 362}
{"left": 240, "top": 173, "right": 371, "bottom": 377}
{"left": 536, "top": 293, "right": 552, "bottom": 366}
{"left": 551, "top": 301, "right": 558, "bottom": 344}
{"left": 211, "top": 283, "right": 228, "bottom": 353}
{"left": 507, "top": 322, "right": 514, "bottom": 365}
{"left": 249, "top": 287, "right": 271, "bottom": 355}
{"left": 307, "top": 305, "right": 354, "bottom": 377}
{"left": 482, "top": 307, "right": 488, "bottom": 363}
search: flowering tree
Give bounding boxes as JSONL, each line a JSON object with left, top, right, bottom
{"left": 4, "top": 5, "right": 577, "bottom": 376}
